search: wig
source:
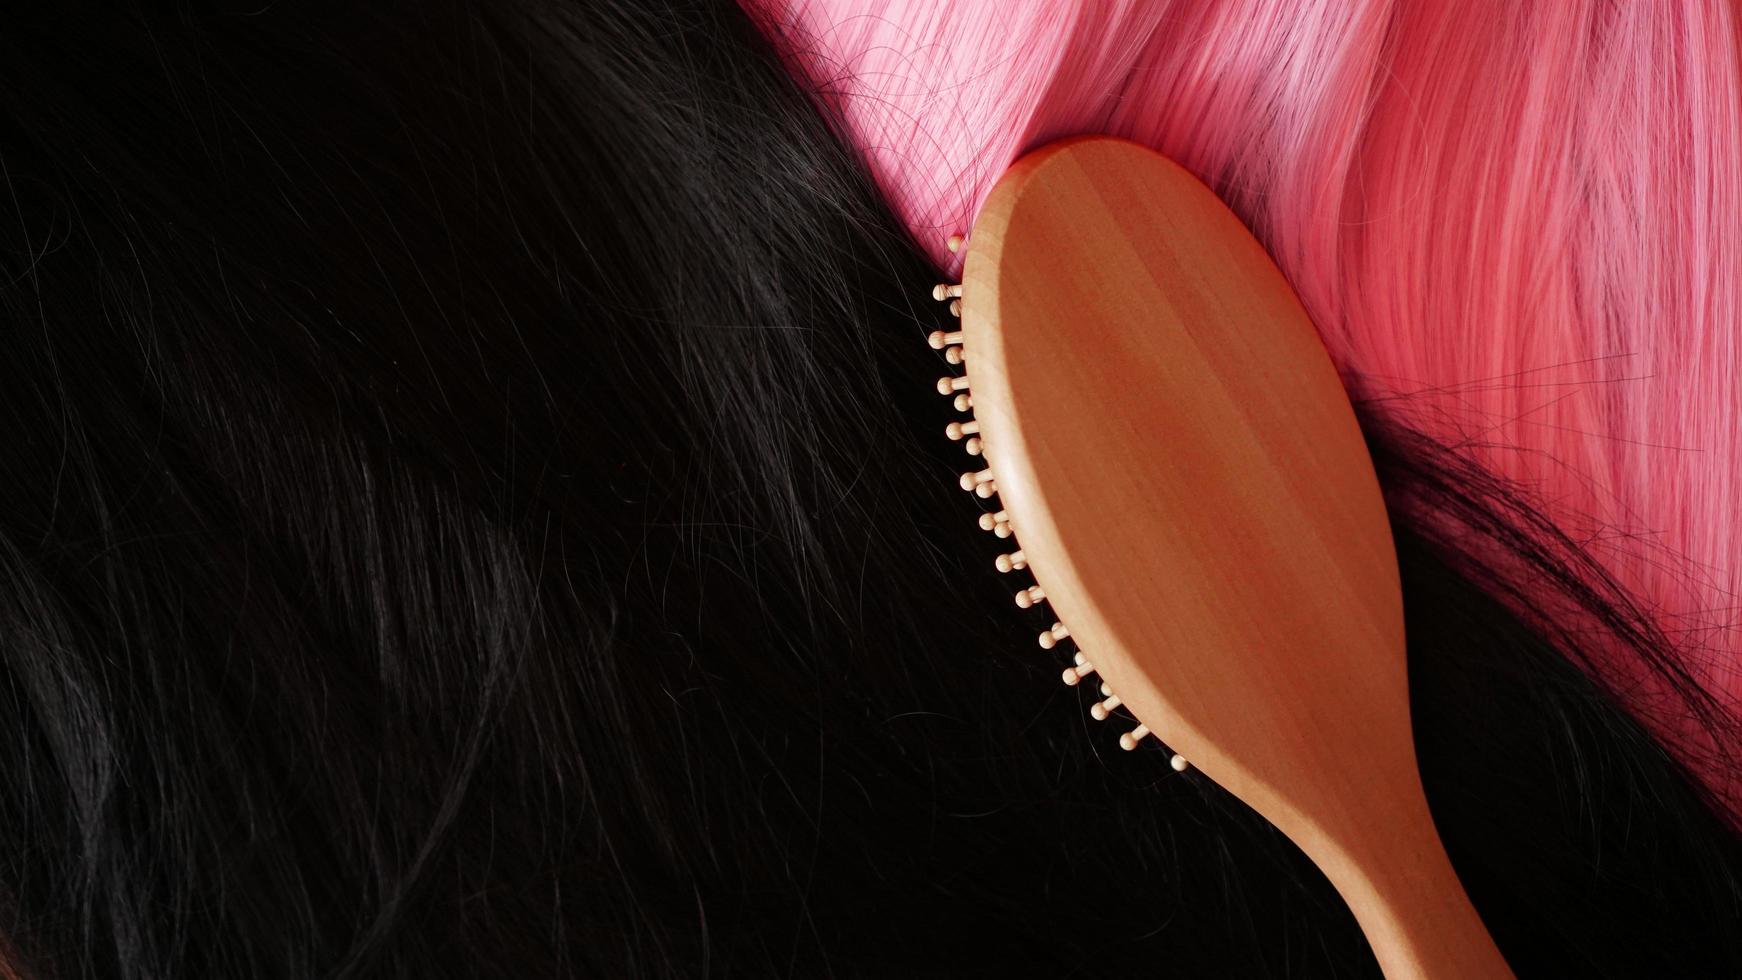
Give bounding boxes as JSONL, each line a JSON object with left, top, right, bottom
{"left": 0, "top": 1, "right": 1737, "bottom": 977}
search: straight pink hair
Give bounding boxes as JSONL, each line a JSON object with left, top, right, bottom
{"left": 745, "top": 0, "right": 1742, "bottom": 812}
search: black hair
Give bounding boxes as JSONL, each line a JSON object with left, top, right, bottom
{"left": 0, "top": 2, "right": 1737, "bottom": 977}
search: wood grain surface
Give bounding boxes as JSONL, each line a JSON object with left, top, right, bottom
{"left": 959, "top": 136, "right": 1512, "bottom": 979}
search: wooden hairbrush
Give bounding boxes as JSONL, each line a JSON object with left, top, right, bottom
{"left": 928, "top": 137, "right": 1512, "bottom": 979}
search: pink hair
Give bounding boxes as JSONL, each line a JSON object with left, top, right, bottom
{"left": 745, "top": 0, "right": 1742, "bottom": 810}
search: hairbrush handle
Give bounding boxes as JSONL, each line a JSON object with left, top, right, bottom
{"left": 1312, "top": 777, "right": 1511, "bottom": 978}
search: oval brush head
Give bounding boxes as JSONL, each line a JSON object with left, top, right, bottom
{"left": 929, "top": 137, "right": 1512, "bottom": 979}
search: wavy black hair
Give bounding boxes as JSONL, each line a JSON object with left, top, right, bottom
{"left": 0, "top": 2, "right": 1737, "bottom": 977}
